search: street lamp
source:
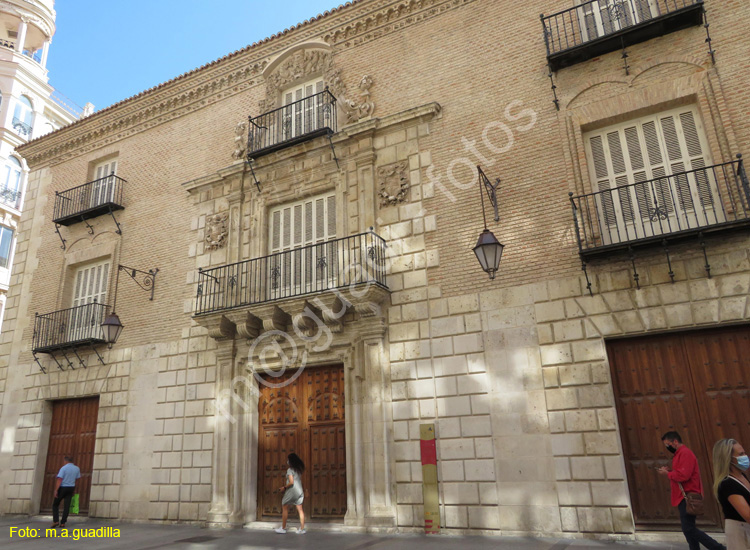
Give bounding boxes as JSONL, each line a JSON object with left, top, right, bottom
{"left": 474, "top": 166, "right": 504, "bottom": 279}
{"left": 101, "top": 265, "right": 158, "bottom": 347}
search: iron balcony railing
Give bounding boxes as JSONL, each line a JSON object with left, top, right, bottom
{"left": 12, "top": 116, "right": 32, "bottom": 137}
{"left": 542, "top": 0, "right": 704, "bottom": 70}
{"left": 33, "top": 302, "right": 110, "bottom": 353}
{"left": 53, "top": 173, "right": 125, "bottom": 226}
{"left": 0, "top": 186, "right": 21, "bottom": 207}
{"left": 247, "top": 89, "right": 337, "bottom": 158}
{"left": 196, "top": 231, "right": 387, "bottom": 316}
{"left": 570, "top": 157, "right": 750, "bottom": 255}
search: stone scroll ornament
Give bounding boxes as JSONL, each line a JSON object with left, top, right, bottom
{"left": 205, "top": 213, "right": 229, "bottom": 250}
{"left": 259, "top": 49, "right": 375, "bottom": 124}
{"left": 231, "top": 121, "right": 248, "bottom": 160}
{"left": 378, "top": 161, "right": 410, "bottom": 207}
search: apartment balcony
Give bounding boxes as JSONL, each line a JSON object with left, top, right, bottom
{"left": 32, "top": 302, "right": 110, "bottom": 354}
{"left": 53, "top": 173, "right": 125, "bottom": 226}
{"left": 570, "top": 157, "right": 750, "bottom": 258}
{"left": 196, "top": 231, "right": 388, "bottom": 319}
{"left": 542, "top": 0, "right": 705, "bottom": 71}
{"left": 12, "top": 116, "right": 32, "bottom": 138}
{"left": 0, "top": 186, "right": 21, "bottom": 209}
{"left": 247, "top": 89, "right": 337, "bottom": 159}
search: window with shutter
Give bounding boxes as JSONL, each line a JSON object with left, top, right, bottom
{"left": 91, "top": 159, "right": 118, "bottom": 209}
{"left": 578, "top": 0, "right": 654, "bottom": 43}
{"left": 268, "top": 191, "right": 337, "bottom": 296}
{"left": 68, "top": 260, "right": 110, "bottom": 343}
{"left": 584, "top": 106, "right": 721, "bottom": 244}
{"left": 281, "top": 78, "right": 325, "bottom": 141}
{"left": 72, "top": 260, "right": 110, "bottom": 308}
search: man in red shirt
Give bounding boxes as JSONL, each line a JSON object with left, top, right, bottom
{"left": 657, "top": 431, "right": 725, "bottom": 550}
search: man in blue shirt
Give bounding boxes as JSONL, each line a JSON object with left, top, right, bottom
{"left": 51, "top": 456, "right": 80, "bottom": 528}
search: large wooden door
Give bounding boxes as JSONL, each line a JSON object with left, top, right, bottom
{"left": 40, "top": 397, "right": 99, "bottom": 514}
{"left": 257, "top": 365, "right": 346, "bottom": 520}
{"left": 608, "top": 326, "right": 750, "bottom": 530}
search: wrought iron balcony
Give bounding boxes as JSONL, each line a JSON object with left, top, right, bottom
{"left": 0, "top": 186, "right": 21, "bottom": 207}
{"left": 570, "top": 156, "right": 750, "bottom": 257}
{"left": 542, "top": 0, "right": 704, "bottom": 71}
{"left": 33, "top": 302, "right": 110, "bottom": 354}
{"left": 53, "top": 173, "right": 125, "bottom": 226}
{"left": 12, "top": 116, "right": 32, "bottom": 137}
{"left": 196, "top": 231, "right": 387, "bottom": 316}
{"left": 247, "top": 89, "right": 337, "bottom": 159}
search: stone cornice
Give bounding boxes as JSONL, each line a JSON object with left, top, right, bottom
{"left": 18, "top": 0, "right": 469, "bottom": 169}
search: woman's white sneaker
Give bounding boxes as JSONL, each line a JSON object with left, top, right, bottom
{"left": 297, "top": 529, "right": 306, "bottom": 534}
{"left": 274, "top": 528, "right": 287, "bottom": 534}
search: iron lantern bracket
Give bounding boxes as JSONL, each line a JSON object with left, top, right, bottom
{"left": 477, "top": 166, "right": 501, "bottom": 223}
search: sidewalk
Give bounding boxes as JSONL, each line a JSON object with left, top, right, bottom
{"left": 0, "top": 516, "right": 691, "bottom": 549}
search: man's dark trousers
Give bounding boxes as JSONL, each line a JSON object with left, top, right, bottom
{"left": 52, "top": 486, "right": 75, "bottom": 524}
{"left": 678, "top": 499, "right": 725, "bottom": 550}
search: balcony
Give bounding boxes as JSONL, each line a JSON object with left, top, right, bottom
{"left": 53, "top": 173, "right": 125, "bottom": 226}
{"left": 570, "top": 157, "right": 750, "bottom": 257}
{"left": 195, "top": 231, "right": 387, "bottom": 316}
{"left": 12, "top": 116, "right": 32, "bottom": 137}
{"left": 542, "top": 0, "right": 704, "bottom": 71}
{"left": 33, "top": 302, "right": 110, "bottom": 354}
{"left": 0, "top": 186, "right": 21, "bottom": 208}
{"left": 247, "top": 89, "right": 337, "bottom": 159}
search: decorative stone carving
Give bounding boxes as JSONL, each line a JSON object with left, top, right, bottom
{"left": 378, "top": 161, "right": 410, "bottom": 206}
{"left": 260, "top": 49, "right": 375, "bottom": 124}
{"left": 205, "top": 213, "right": 229, "bottom": 250}
{"left": 231, "top": 121, "right": 248, "bottom": 160}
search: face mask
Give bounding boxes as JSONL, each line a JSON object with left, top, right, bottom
{"left": 666, "top": 445, "right": 677, "bottom": 454}
{"left": 736, "top": 456, "right": 750, "bottom": 472}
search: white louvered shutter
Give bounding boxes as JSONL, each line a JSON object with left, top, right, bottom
{"left": 578, "top": 0, "right": 654, "bottom": 42}
{"left": 585, "top": 106, "right": 716, "bottom": 240}
{"left": 268, "top": 192, "right": 337, "bottom": 294}
{"left": 282, "top": 78, "right": 325, "bottom": 139}
{"left": 73, "top": 260, "right": 110, "bottom": 307}
{"left": 92, "top": 159, "right": 117, "bottom": 208}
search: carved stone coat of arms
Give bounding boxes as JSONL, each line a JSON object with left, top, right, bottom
{"left": 378, "top": 161, "right": 410, "bottom": 207}
{"left": 205, "top": 213, "right": 229, "bottom": 250}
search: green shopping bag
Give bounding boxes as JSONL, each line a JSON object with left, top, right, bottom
{"left": 70, "top": 494, "right": 79, "bottom": 515}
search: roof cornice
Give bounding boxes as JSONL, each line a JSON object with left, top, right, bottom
{"left": 18, "top": 0, "right": 475, "bottom": 168}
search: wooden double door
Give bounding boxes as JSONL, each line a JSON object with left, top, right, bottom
{"left": 257, "top": 365, "right": 346, "bottom": 520}
{"left": 40, "top": 397, "right": 99, "bottom": 514}
{"left": 608, "top": 326, "right": 750, "bottom": 529}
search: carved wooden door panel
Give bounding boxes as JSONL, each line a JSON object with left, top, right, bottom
{"left": 607, "top": 328, "right": 750, "bottom": 530}
{"left": 257, "top": 365, "right": 346, "bottom": 520}
{"left": 305, "top": 366, "right": 346, "bottom": 518}
{"left": 685, "top": 327, "right": 750, "bottom": 489}
{"left": 40, "top": 397, "right": 99, "bottom": 514}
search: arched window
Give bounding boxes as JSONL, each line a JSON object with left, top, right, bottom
{"left": 2, "top": 157, "right": 22, "bottom": 206}
{"left": 12, "top": 95, "right": 33, "bottom": 137}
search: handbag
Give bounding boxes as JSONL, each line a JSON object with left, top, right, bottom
{"left": 70, "top": 494, "right": 79, "bottom": 515}
{"left": 678, "top": 482, "right": 705, "bottom": 516}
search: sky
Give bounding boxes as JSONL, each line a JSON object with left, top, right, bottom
{"left": 46, "top": 0, "right": 347, "bottom": 112}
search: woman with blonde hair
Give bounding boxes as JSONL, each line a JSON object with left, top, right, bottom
{"left": 714, "top": 438, "right": 750, "bottom": 548}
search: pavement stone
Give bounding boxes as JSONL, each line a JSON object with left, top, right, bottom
{"left": 0, "top": 516, "right": 691, "bottom": 549}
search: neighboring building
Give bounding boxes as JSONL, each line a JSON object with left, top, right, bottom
{"left": 0, "top": 0, "right": 79, "bottom": 331}
{"left": 0, "top": 0, "right": 748, "bottom": 541}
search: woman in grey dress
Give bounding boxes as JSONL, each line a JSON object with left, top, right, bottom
{"left": 275, "top": 453, "right": 306, "bottom": 534}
